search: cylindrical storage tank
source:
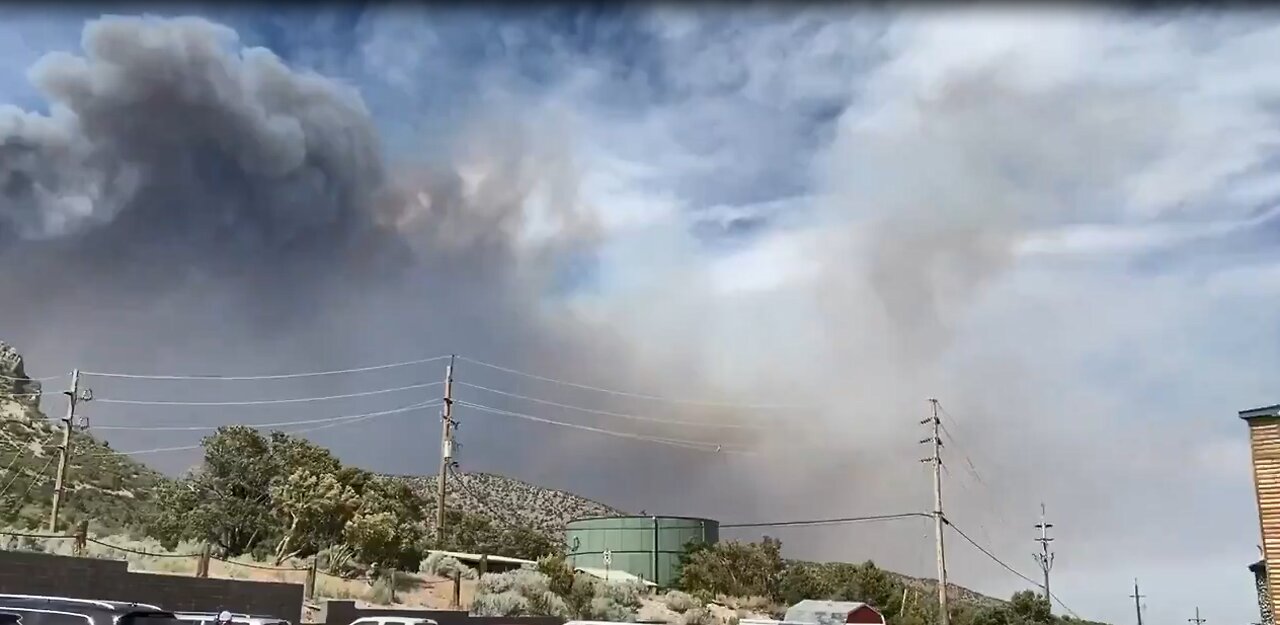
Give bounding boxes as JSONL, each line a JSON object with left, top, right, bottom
{"left": 565, "top": 516, "right": 720, "bottom": 588}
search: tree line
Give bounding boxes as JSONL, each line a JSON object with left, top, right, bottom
{"left": 145, "top": 425, "right": 558, "bottom": 580}
{"left": 673, "top": 537, "right": 1111, "bottom": 625}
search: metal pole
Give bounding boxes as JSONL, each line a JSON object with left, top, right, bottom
{"left": 1189, "top": 607, "right": 1205, "bottom": 625}
{"left": 1034, "top": 503, "right": 1055, "bottom": 613}
{"left": 1131, "top": 579, "right": 1146, "bottom": 625}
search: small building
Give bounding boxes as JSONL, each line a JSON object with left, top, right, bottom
{"left": 573, "top": 567, "right": 657, "bottom": 587}
{"left": 423, "top": 550, "right": 533, "bottom": 574}
{"left": 1241, "top": 403, "right": 1280, "bottom": 623}
{"left": 783, "top": 600, "right": 886, "bottom": 625}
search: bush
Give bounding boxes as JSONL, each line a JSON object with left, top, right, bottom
{"left": 370, "top": 576, "right": 396, "bottom": 604}
{"left": 471, "top": 567, "right": 644, "bottom": 621}
{"left": 588, "top": 596, "right": 637, "bottom": 622}
{"left": 598, "top": 579, "right": 646, "bottom": 609}
{"left": 472, "top": 591, "right": 530, "bottom": 617}
{"left": 421, "top": 553, "right": 477, "bottom": 580}
{"left": 681, "top": 606, "right": 713, "bottom": 625}
{"left": 664, "top": 590, "right": 701, "bottom": 613}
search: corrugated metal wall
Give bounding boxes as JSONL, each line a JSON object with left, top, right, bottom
{"left": 564, "top": 516, "right": 719, "bottom": 587}
{"left": 1248, "top": 417, "right": 1280, "bottom": 621}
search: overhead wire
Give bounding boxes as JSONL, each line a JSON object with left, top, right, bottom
{"left": 934, "top": 402, "right": 1019, "bottom": 551}
{"left": 97, "top": 399, "right": 441, "bottom": 457}
{"left": 945, "top": 518, "right": 1082, "bottom": 619}
{"left": 90, "top": 399, "right": 444, "bottom": 431}
{"left": 82, "top": 355, "right": 452, "bottom": 380}
{"left": 456, "top": 355, "right": 803, "bottom": 409}
{"left": 0, "top": 433, "right": 60, "bottom": 497}
{"left": 94, "top": 381, "right": 443, "bottom": 406}
{"left": 721, "top": 512, "right": 931, "bottom": 529}
{"left": 456, "top": 400, "right": 753, "bottom": 454}
{"left": 18, "top": 455, "right": 57, "bottom": 500}
{"left": 455, "top": 381, "right": 764, "bottom": 430}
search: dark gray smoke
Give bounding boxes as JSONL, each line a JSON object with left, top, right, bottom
{"left": 0, "top": 15, "right": 755, "bottom": 514}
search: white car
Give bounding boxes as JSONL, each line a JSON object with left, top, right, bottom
{"left": 347, "top": 618, "right": 439, "bottom": 625}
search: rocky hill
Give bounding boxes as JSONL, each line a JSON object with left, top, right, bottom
{"left": 0, "top": 342, "right": 164, "bottom": 532}
{"left": 395, "top": 471, "right": 625, "bottom": 538}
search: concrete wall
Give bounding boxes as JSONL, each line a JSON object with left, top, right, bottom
{"left": 320, "top": 601, "right": 562, "bottom": 625}
{"left": 0, "top": 551, "right": 303, "bottom": 623}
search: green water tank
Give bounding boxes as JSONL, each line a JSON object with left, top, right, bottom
{"left": 564, "top": 516, "right": 720, "bottom": 588}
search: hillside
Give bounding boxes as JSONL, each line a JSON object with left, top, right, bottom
{"left": 396, "top": 471, "right": 626, "bottom": 538}
{"left": 0, "top": 342, "right": 164, "bottom": 532}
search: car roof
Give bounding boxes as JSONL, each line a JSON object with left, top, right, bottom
{"left": 0, "top": 596, "right": 166, "bottom": 613}
{"left": 355, "top": 619, "right": 435, "bottom": 623}
{"left": 175, "top": 616, "right": 285, "bottom": 622}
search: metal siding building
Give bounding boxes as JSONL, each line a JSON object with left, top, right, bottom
{"left": 564, "top": 516, "right": 719, "bottom": 587}
{"left": 1242, "top": 403, "right": 1280, "bottom": 625}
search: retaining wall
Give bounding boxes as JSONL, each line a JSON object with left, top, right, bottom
{"left": 0, "top": 551, "right": 303, "bottom": 623}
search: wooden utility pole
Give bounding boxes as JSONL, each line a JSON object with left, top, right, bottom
{"left": 1034, "top": 503, "right": 1055, "bottom": 613}
{"left": 1130, "top": 579, "right": 1146, "bottom": 625}
{"left": 1189, "top": 607, "right": 1205, "bottom": 625}
{"left": 49, "top": 369, "right": 89, "bottom": 532}
{"left": 923, "top": 398, "right": 950, "bottom": 625}
{"left": 435, "top": 355, "right": 455, "bottom": 544}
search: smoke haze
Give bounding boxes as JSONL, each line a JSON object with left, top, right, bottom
{"left": 2, "top": 7, "right": 1280, "bottom": 625}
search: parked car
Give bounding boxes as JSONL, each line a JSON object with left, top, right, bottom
{"left": 174, "top": 613, "right": 290, "bottom": 625}
{"left": 346, "top": 617, "right": 438, "bottom": 625}
{"left": 0, "top": 594, "right": 181, "bottom": 625}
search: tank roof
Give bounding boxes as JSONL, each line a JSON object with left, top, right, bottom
{"left": 567, "top": 514, "right": 719, "bottom": 524}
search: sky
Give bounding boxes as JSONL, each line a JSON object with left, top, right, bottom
{"left": 1, "top": 4, "right": 1279, "bottom": 625}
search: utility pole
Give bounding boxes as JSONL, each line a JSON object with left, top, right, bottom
{"left": 1188, "top": 607, "right": 1205, "bottom": 625}
{"left": 922, "top": 398, "right": 949, "bottom": 625}
{"left": 435, "top": 355, "right": 455, "bottom": 545}
{"left": 49, "top": 369, "right": 90, "bottom": 533}
{"left": 1130, "top": 579, "right": 1146, "bottom": 625}
{"left": 1033, "top": 503, "right": 1055, "bottom": 613}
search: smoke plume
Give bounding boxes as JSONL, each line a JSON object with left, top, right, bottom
{"left": 3, "top": 11, "right": 1278, "bottom": 623}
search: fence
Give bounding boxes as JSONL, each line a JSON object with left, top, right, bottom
{"left": 0, "top": 526, "right": 329, "bottom": 595}
{"left": 0, "top": 548, "right": 303, "bottom": 622}
{"left": 0, "top": 529, "right": 582, "bottom": 623}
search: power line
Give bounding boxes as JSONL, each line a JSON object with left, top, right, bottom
{"left": 82, "top": 355, "right": 452, "bottom": 381}
{"left": 0, "top": 433, "right": 60, "bottom": 497}
{"left": 89, "top": 400, "right": 443, "bottom": 431}
{"left": 456, "top": 356, "right": 802, "bottom": 410}
{"left": 94, "top": 381, "right": 443, "bottom": 406}
{"left": 456, "top": 400, "right": 751, "bottom": 454}
{"left": 946, "top": 518, "right": 1082, "bottom": 619}
{"left": 18, "top": 456, "right": 57, "bottom": 501}
{"left": 456, "top": 381, "right": 765, "bottom": 430}
{"left": 95, "top": 400, "right": 441, "bottom": 457}
{"left": 721, "top": 512, "right": 931, "bottom": 529}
